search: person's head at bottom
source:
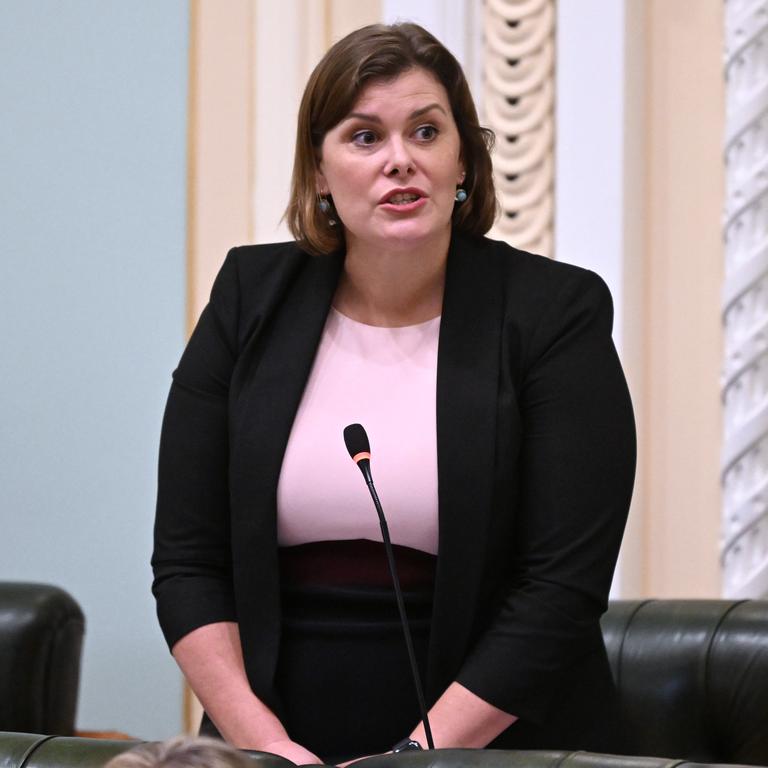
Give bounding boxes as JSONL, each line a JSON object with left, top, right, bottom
{"left": 104, "top": 736, "right": 253, "bottom": 768}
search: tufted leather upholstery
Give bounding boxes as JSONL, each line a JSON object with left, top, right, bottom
{"left": 0, "top": 733, "right": 761, "bottom": 768}
{"left": 601, "top": 600, "right": 768, "bottom": 766}
{"left": 357, "top": 751, "right": 761, "bottom": 768}
{"left": 0, "top": 583, "right": 84, "bottom": 735}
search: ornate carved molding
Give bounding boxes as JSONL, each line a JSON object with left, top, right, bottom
{"left": 722, "top": 0, "right": 768, "bottom": 598}
{"left": 483, "top": 0, "right": 555, "bottom": 257}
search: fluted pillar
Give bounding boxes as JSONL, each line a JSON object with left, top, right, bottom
{"left": 722, "top": 0, "right": 768, "bottom": 598}
{"left": 483, "top": 0, "right": 556, "bottom": 257}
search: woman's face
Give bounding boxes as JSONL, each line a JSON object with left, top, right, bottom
{"left": 316, "top": 67, "right": 465, "bottom": 253}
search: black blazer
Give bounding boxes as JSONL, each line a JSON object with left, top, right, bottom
{"left": 152, "top": 231, "right": 636, "bottom": 748}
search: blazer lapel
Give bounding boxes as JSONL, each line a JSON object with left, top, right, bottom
{"left": 428, "top": 233, "right": 503, "bottom": 701}
{"left": 229, "top": 249, "right": 344, "bottom": 708}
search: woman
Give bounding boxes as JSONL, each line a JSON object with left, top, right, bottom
{"left": 152, "top": 22, "right": 636, "bottom": 766}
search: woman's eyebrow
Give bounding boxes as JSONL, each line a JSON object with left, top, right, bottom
{"left": 344, "top": 103, "right": 448, "bottom": 124}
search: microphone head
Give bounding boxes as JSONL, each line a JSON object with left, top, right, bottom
{"left": 343, "top": 423, "right": 370, "bottom": 463}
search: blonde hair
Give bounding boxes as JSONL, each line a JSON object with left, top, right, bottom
{"left": 286, "top": 22, "right": 497, "bottom": 256}
{"left": 104, "top": 736, "right": 252, "bottom": 768}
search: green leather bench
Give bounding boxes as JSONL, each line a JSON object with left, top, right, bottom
{"left": 0, "top": 732, "right": 762, "bottom": 768}
{"left": 0, "top": 583, "right": 84, "bottom": 736}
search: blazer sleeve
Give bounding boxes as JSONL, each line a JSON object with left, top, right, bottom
{"left": 455, "top": 267, "right": 636, "bottom": 723}
{"left": 151, "top": 248, "right": 241, "bottom": 651}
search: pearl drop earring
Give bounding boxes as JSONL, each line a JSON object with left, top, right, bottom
{"left": 318, "top": 194, "right": 337, "bottom": 226}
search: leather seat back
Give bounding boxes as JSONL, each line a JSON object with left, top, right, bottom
{"left": 0, "top": 583, "right": 85, "bottom": 735}
{"left": 602, "top": 600, "right": 768, "bottom": 766}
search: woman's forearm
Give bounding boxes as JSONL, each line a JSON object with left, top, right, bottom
{"left": 408, "top": 681, "right": 518, "bottom": 749}
{"left": 171, "top": 622, "right": 288, "bottom": 749}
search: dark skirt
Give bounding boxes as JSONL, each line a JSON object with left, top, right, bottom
{"left": 274, "top": 581, "right": 432, "bottom": 763}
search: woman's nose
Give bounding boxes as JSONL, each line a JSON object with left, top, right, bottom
{"left": 383, "top": 138, "right": 415, "bottom": 177}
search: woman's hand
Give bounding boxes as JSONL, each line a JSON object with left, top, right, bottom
{"left": 409, "top": 681, "right": 517, "bottom": 749}
{"left": 172, "top": 624, "right": 322, "bottom": 763}
{"left": 259, "top": 738, "right": 323, "bottom": 765}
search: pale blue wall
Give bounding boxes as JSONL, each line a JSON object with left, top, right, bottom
{"left": 0, "top": 1, "right": 188, "bottom": 738}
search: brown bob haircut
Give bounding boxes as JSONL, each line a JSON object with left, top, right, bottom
{"left": 285, "top": 22, "right": 497, "bottom": 256}
{"left": 104, "top": 737, "right": 252, "bottom": 768}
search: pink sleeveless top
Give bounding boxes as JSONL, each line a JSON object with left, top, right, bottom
{"left": 277, "top": 307, "right": 440, "bottom": 555}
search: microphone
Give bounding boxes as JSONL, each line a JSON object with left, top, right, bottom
{"left": 342, "top": 423, "right": 435, "bottom": 751}
{"left": 342, "top": 423, "right": 373, "bottom": 485}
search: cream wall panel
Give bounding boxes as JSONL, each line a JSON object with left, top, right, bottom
{"left": 617, "top": 1, "right": 650, "bottom": 599}
{"left": 188, "top": 0, "right": 254, "bottom": 327}
{"left": 252, "top": 1, "right": 310, "bottom": 244}
{"left": 329, "top": 0, "right": 381, "bottom": 41}
{"left": 555, "top": 0, "right": 630, "bottom": 342}
{"left": 643, "top": 0, "right": 724, "bottom": 597}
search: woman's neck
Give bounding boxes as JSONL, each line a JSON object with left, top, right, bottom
{"left": 334, "top": 231, "right": 449, "bottom": 327}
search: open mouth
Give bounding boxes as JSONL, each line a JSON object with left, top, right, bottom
{"left": 385, "top": 193, "right": 422, "bottom": 205}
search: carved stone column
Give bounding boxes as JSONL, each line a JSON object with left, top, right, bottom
{"left": 483, "top": 0, "right": 556, "bottom": 257}
{"left": 722, "top": 0, "right": 768, "bottom": 598}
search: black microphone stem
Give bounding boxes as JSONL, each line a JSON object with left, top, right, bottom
{"left": 364, "top": 478, "right": 435, "bottom": 751}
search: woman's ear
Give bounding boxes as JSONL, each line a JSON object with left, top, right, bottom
{"left": 315, "top": 156, "right": 329, "bottom": 196}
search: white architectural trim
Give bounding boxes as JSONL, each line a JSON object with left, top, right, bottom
{"left": 721, "top": 0, "right": 768, "bottom": 599}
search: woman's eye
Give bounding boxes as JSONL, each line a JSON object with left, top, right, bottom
{"left": 352, "top": 130, "right": 377, "bottom": 146}
{"left": 415, "top": 125, "right": 439, "bottom": 141}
